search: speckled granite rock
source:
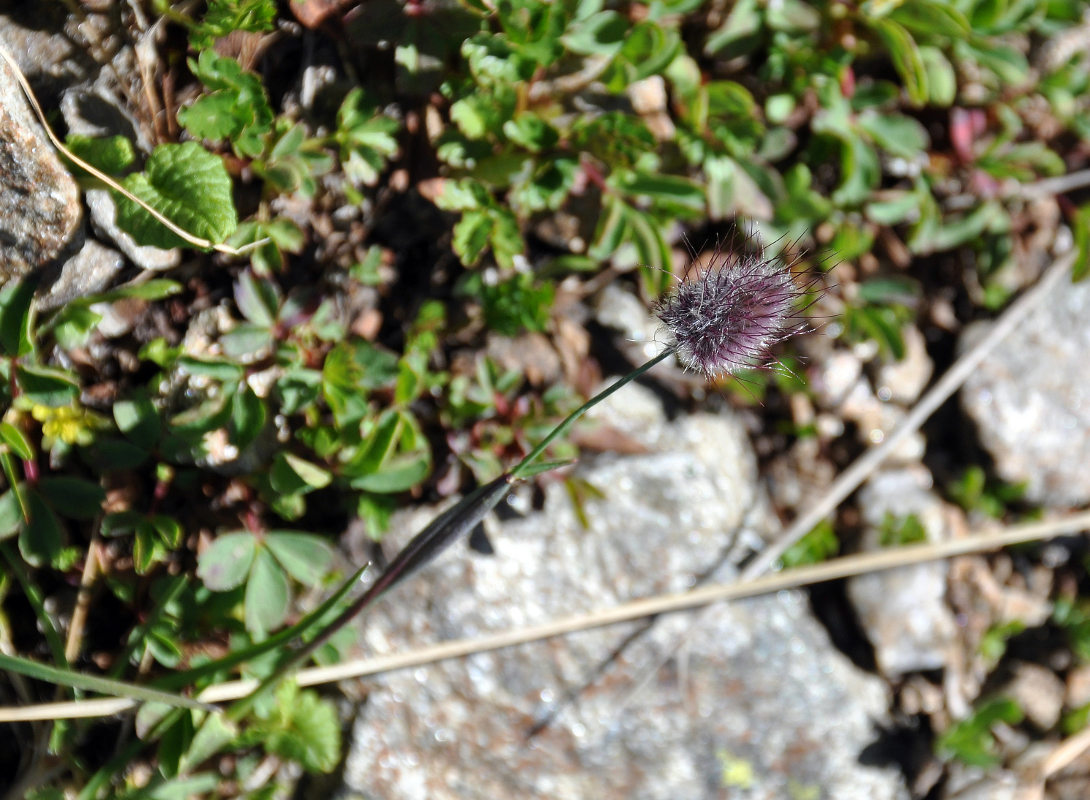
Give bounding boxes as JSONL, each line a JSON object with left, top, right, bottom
{"left": 960, "top": 272, "right": 1090, "bottom": 506}
{"left": 337, "top": 384, "right": 907, "bottom": 800}
{"left": 847, "top": 466, "right": 957, "bottom": 676}
{"left": 0, "top": 56, "right": 81, "bottom": 279}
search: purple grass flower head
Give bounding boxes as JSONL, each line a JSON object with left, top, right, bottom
{"left": 654, "top": 241, "right": 813, "bottom": 379}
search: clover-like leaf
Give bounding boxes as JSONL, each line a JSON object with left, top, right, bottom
{"left": 265, "top": 532, "right": 335, "bottom": 587}
{"left": 245, "top": 546, "right": 290, "bottom": 635}
{"left": 197, "top": 532, "right": 257, "bottom": 591}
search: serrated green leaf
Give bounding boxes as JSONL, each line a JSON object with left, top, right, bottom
{"left": 266, "top": 532, "right": 335, "bottom": 586}
{"left": 179, "top": 50, "right": 274, "bottom": 157}
{"left": 198, "top": 531, "right": 256, "bottom": 591}
{"left": 190, "top": 0, "right": 277, "bottom": 50}
{"left": 178, "top": 93, "right": 241, "bottom": 142}
{"left": 264, "top": 686, "right": 341, "bottom": 773}
{"left": 245, "top": 546, "right": 290, "bottom": 634}
{"left": 115, "top": 142, "right": 238, "bottom": 250}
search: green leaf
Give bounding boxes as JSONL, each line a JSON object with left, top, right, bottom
{"left": 64, "top": 134, "right": 136, "bottom": 175}
{"left": 858, "top": 113, "right": 929, "bottom": 159}
{"left": 197, "top": 531, "right": 256, "bottom": 591}
{"left": 88, "top": 279, "right": 184, "bottom": 304}
{"left": 114, "top": 396, "right": 161, "bottom": 450}
{"left": 705, "top": 0, "right": 761, "bottom": 57}
{"left": 348, "top": 411, "right": 401, "bottom": 476}
{"left": 937, "top": 697, "right": 1024, "bottom": 767}
{"left": 335, "top": 89, "right": 400, "bottom": 186}
{"left": 179, "top": 51, "right": 274, "bottom": 158}
{"left": 562, "top": 10, "right": 626, "bottom": 56}
{"left": 230, "top": 384, "right": 266, "bottom": 449}
{"left": 871, "top": 18, "right": 928, "bottom": 105}
{"left": 220, "top": 323, "right": 275, "bottom": 360}
{"left": 16, "top": 365, "right": 79, "bottom": 407}
{"left": 19, "top": 490, "right": 63, "bottom": 568}
{"left": 350, "top": 451, "right": 431, "bottom": 493}
{"left": 614, "top": 171, "right": 706, "bottom": 215}
{"left": 0, "top": 489, "right": 23, "bottom": 539}
{"left": 269, "top": 453, "right": 333, "bottom": 495}
{"left": 264, "top": 687, "right": 341, "bottom": 773}
{"left": 865, "top": 190, "right": 920, "bottom": 225}
{"left": 50, "top": 306, "right": 102, "bottom": 350}
{"left": 245, "top": 546, "right": 290, "bottom": 634}
{"left": 234, "top": 271, "right": 280, "bottom": 327}
{"left": 919, "top": 45, "right": 956, "bottom": 106}
{"left": 888, "top": 0, "right": 969, "bottom": 37}
{"left": 0, "top": 652, "right": 217, "bottom": 713}
{"left": 502, "top": 113, "right": 559, "bottom": 152}
{"left": 0, "top": 279, "right": 35, "bottom": 358}
{"left": 266, "top": 532, "right": 335, "bottom": 586}
{"left": 38, "top": 478, "right": 105, "bottom": 520}
{"left": 115, "top": 142, "right": 239, "bottom": 250}
{"left": 189, "top": 0, "right": 277, "bottom": 50}
{"left": 0, "top": 421, "right": 34, "bottom": 460}
{"left": 1074, "top": 203, "right": 1090, "bottom": 282}
{"left": 179, "top": 713, "right": 239, "bottom": 774}
{"left": 178, "top": 357, "right": 244, "bottom": 382}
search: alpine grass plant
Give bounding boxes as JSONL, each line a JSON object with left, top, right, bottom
{"left": 240, "top": 235, "right": 822, "bottom": 759}
{"left": 284, "top": 236, "right": 819, "bottom": 646}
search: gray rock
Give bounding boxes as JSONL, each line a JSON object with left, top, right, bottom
{"left": 85, "top": 188, "right": 180, "bottom": 272}
{"left": 876, "top": 325, "right": 933, "bottom": 405}
{"left": 338, "top": 385, "right": 907, "bottom": 800}
{"left": 997, "top": 661, "right": 1065, "bottom": 731}
{"left": 0, "top": 11, "right": 93, "bottom": 95}
{"left": 37, "top": 239, "right": 125, "bottom": 312}
{"left": 961, "top": 273, "right": 1090, "bottom": 506}
{"left": 0, "top": 56, "right": 81, "bottom": 280}
{"left": 848, "top": 467, "right": 958, "bottom": 676}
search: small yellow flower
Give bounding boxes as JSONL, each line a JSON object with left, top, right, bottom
{"left": 30, "top": 404, "right": 106, "bottom": 448}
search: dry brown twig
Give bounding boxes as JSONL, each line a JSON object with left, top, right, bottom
{"left": 1, "top": 508, "right": 1089, "bottom": 723}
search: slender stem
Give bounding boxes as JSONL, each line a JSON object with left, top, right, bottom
{"left": 511, "top": 349, "right": 673, "bottom": 479}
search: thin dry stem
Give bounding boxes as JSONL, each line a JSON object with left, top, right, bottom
{"left": 3, "top": 509, "right": 1088, "bottom": 723}
{"left": 63, "top": 527, "right": 101, "bottom": 665}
